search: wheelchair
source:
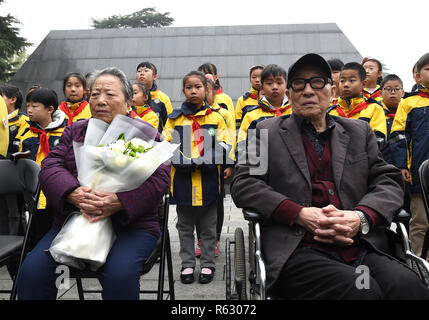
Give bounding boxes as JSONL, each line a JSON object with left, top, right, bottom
{"left": 226, "top": 208, "right": 429, "bottom": 300}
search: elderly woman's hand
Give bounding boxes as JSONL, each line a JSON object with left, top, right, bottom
{"left": 66, "top": 186, "right": 92, "bottom": 209}
{"left": 79, "top": 190, "right": 124, "bottom": 223}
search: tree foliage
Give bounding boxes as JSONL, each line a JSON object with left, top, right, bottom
{"left": 0, "top": 0, "right": 31, "bottom": 82}
{"left": 92, "top": 7, "right": 174, "bottom": 29}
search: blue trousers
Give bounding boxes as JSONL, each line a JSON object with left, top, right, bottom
{"left": 17, "top": 226, "right": 157, "bottom": 300}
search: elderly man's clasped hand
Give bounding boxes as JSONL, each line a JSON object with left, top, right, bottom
{"left": 296, "top": 204, "right": 361, "bottom": 246}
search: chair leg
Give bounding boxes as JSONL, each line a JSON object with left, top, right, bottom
{"left": 157, "top": 246, "right": 166, "bottom": 300}
{"left": 165, "top": 231, "right": 175, "bottom": 300}
{"left": 10, "top": 210, "right": 35, "bottom": 300}
{"left": 75, "top": 277, "right": 85, "bottom": 300}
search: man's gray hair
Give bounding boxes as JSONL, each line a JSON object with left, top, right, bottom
{"left": 90, "top": 67, "right": 133, "bottom": 102}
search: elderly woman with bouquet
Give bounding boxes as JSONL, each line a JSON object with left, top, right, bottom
{"left": 17, "top": 68, "right": 172, "bottom": 300}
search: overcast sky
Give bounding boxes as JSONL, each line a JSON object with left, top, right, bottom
{"left": 2, "top": 0, "right": 428, "bottom": 90}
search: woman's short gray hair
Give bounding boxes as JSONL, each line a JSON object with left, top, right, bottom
{"left": 90, "top": 67, "right": 133, "bottom": 102}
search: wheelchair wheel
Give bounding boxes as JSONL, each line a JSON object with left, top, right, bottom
{"left": 234, "top": 227, "right": 247, "bottom": 300}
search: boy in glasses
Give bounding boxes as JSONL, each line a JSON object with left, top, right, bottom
{"left": 381, "top": 75, "right": 404, "bottom": 136}
{"left": 388, "top": 52, "right": 429, "bottom": 259}
{"left": 136, "top": 61, "right": 173, "bottom": 132}
{"left": 380, "top": 74, "right": 404, "bottom": 164}
{"left": 328, "top": 62, "right": 387, "bottom": 149}
{"left": 236, "top": 64, "right": 292, "bottom": 160}
{"left": 235, "top": 65, "right": 264, "bottom": 130}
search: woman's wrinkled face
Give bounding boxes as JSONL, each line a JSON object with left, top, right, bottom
{"left": 89, "top": 74, "right": 130, "bottom": 124}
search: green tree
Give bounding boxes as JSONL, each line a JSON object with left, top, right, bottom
{"left": 0, "top": 0, "right": 31, "bottom": 82}
{"left": 92, "top": 7, "right": 174, "bottom": 29}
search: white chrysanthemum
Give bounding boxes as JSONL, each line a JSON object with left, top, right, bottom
{"left": 110, "top": 140, "right": 126, "bottom": 153}
{"left": 130, "top": 138, "right": 151, "bottom": 149}
{"left": 108, "top": 154, "right": 128, "bottom": 168}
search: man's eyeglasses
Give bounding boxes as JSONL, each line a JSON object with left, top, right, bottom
{"left": 289, "top": 77, "right": 332, "bottom": 91}
{"left": 383, "top": 87, "right": 403, "bottom": 93}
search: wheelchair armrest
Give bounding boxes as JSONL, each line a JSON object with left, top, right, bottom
{"left": 10, "top": 151, "right": 31, "bottom": 162}
{"left": 242, "top": 209, "right": 263, "bottom": 222}
{"left": 396, "top": 209, "right": 410, "bottom": 220}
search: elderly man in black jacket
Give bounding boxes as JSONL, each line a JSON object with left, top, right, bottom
{"left": 231, "top": 53, "right": 429, "bottom": 299}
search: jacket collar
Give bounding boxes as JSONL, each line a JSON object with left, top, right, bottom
{"left": 259, "top": 95, "right": 289, "bottom": 110}
{"left": 8, "top": 109, "right": 20, "bottom": 121}
{"left": 180, "top": 100, "right": 211, "bottom": 116}
{"left": 27, "top": 110, "right": 66, "bottom": 131}
{"left": 337, "top": 94, "right": 366, "bottom": 110}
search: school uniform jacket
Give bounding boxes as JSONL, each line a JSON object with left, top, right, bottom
{"left": 150, "top": 84, "right": 173, "bottom": 131}
{"left": 380, "top": 101, "right": 398, "bottom": 164}
{"left": 58, "top": 100, "right": 92, "bottom": 126}
{"left": 210, "top": 102, "right": 236, "bottom": 162}
{"left": 7, "top": 109, "right": 28, "bottom": 156}
{"left": 388, "top": 87, "right": 429, "bottom": 193}
{"left": 235, "top": 87, "right": 259, "bottom": 130}
{"left": 231, "top": 113, "right": 404, "bottom": 293}
{"left": 19, "top": 110, "right": 66, "bottom": 209}
{"left": 237, "top": 96, "right": 292, "bottom": 147}
{"left": 214, "top": 87, "right": 235, "bottom": 124}
{"left": 0, "top": 97, "right": 8, "bottom": 158}
{"left": 130, "top": 105, "right": 160, "bottom": 131}
{"left": 162, "top": 101, "right": 232, "bottom": 207}
{"left": 328, "top": 95, "right": 387, "bottom": 149}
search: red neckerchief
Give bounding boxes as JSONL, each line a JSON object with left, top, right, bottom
{"left": 29, "top": 127, "right": 50, "bottom": 157}
{"left": 131, "top": 106, "right": 153, "bottom": 118}
{"left": 260, "top": 103, "right": 291, "bottom": 117}
{"left": 249, "top": 93, "right": 259, "bottom": 100}
{"left": 59, "top": 100, "right": 88, "bottom": 125}
{"left": 216, "top": 87, "right": 224, "bottom": 95}
{"left": 336, "top": 101, "right": 370, "bottom": 118}
{"left": 184, "top": 108, "right": 213, "bottom": 156}
{"left": 417, "top": 92, "right": 429, "bottom": 99}
{"left": 362, "top": 88, "right": 381, "bottom": 100}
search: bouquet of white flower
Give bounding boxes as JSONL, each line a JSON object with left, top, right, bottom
{"left": 49, "top": 115, "right": 179, "bottom": 271}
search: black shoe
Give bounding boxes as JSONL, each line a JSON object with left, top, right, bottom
{"left": 198, "top": 267, "right": 215, "bottom": 284}
{"left": 180, "top": 268, "right": 195, "bottom": 284}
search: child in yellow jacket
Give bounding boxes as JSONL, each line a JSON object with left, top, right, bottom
{"left": 235, "top": 65, "right": 264, "bottom": 130}
{"left": 58, "top": 72, "right": 91, "bottom": 126}
{"left": 162, "top": 71, "right": 232, "bottom": 285}
{"left": 130, "top": 82, "right": 160, "bottom": 130}
{"left": 198, "top": 63, "right": 235, "bottom": 123}
{"left": 136, "top": 61, "right": 173, "bottom": 131}
{"left": 19, "top": 88, "right": 66, "bottom": 209}
{"left": 328, "top": 62, "right": 387, "bottom": 149}
{"left": 237, "top": 64, "right": 292, "bottom": 159}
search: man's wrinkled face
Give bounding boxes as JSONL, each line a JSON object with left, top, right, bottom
{"left": 286, "top": 66, "right": 335, "bottom": 121}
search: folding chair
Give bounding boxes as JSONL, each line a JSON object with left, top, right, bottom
{"left": 419, "top": 159, "right": 429, "bottom": 260}
{"left": 71, "top": 193, "right": 175, "bottom": 300}
{"left": 0, "top": 158, "right": 40, "bottom": 300}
